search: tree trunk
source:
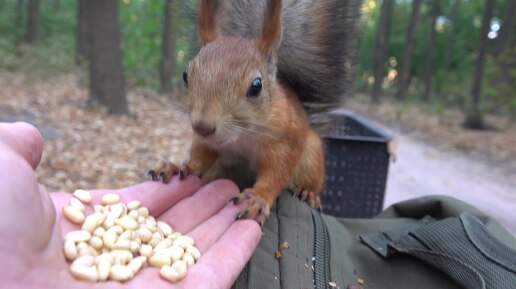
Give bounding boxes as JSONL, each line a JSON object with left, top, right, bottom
{"left": 443, "top": 0, "right": 460, "bottom": 74}
{"left": 396, "top": 0, "right": 422, "bottom": 100}
{"left": 421, "top": 0, "right": 441, "bottom": 101}
{"left": 160, "top": 0, "right": 174, "bottom": 93}
{"left": 76, "top": 0, "right": 89, "bottom": 65}
{"left": 494, "top": 0, "right": 516, "bottom": 57}
{"left": 371, "top": 0, "right": 395, "bottom": 103}
{"left": 16, "top": 0, "right": 25, "bottom": 44}
{"left": 464, "top": 0, "right": 496, "bottom": 129}
{"left": 87, "top": 0, "right": 128, "bottom": 115}
{"left": 26, "top": 0, "right": 40, "bottom": 44}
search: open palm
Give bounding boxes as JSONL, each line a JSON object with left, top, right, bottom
{"left": 0, "top": 122, "right": 261, "bottom": 289}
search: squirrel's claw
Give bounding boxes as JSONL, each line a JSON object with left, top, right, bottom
{"left": 231, "top": 189, "right": 270, "bottom": 226}
{"left": 292, "top": 187, "right": 321, "bottom": 210}
{"left": 149, "top": 162, "right": 202, "bottom": 183}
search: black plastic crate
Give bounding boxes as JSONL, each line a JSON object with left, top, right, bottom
{"left": 321, "top": 110, "right": 392, "bottom": 218}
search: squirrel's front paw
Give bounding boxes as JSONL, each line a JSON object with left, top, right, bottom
{"left": 148, "top": 162, "right": 200, "bottom": 183}
{"left": 230, "top": 188, "right": 270, "bottom": 226}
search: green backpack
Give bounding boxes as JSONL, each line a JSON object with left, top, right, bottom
{"left": 232, "top": 192, "right": 516, "bottom": 289}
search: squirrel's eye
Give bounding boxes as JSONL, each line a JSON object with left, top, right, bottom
{"left": 183, "top": 71, "right": 188, "bottom": 86}
{"left": 247, "top": 77, "right": 262, "bottom": 98}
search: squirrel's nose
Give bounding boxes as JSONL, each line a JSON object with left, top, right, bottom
{"left": 192, "top": 121, "right": 216, "bottom": 138}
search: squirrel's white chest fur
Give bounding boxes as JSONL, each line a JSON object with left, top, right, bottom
{"left": 217, "top": 134, "right": 259, "bottom": 169}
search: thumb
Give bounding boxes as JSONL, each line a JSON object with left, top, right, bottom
{"left": 0, "top": 122, "right": 43, "bottom": 169}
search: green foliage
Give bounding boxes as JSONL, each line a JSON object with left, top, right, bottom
{"left": 357, "top": 0, "right": 514, "bottom": 118}
{"left": 0, "top": 0, "right": 513, "bottom": 118}
{"left": 0, "top": 0, "right": 75, "bottom": 74}
{"left": 0, "top": 0, "right": 199, "bottom": 88}
{"left": 488, "top": 47, "right": 516, "bottom": 117}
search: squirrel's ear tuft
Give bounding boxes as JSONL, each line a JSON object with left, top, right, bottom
{"left": 258, "top": 0, "right": 282, "bottom": 55}
{"left": 198, "top": 0, "right": 220, "bottom": 45}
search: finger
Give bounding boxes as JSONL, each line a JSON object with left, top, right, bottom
{"left": 126, "top": 219, "right": 260, "bottom": 289}
{"left": 157, "top": 179, "right": 239, "bottom": 233}
{"left": 185, "top": 202, "right": 242, "bottom": 253}
{"left": 0, "top": 122, "right": 43, "bottom": 169}
{"left": 182, "top": 220, "right": 261, "bottom": 289}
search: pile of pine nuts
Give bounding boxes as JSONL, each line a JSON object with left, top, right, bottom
{"left": 62, "top": 189, "right": 201, "bottom": 283}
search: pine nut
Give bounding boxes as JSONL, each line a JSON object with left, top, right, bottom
{"left": 148, "top": 232, "right": 163, "bottom": 247}
{"left": 160, "top": 265, "right": 181, "bottom": 283}
{"left": 115, "top": 216, "right": 138, "bottom": 230}
{"left": 72, "top": 255, "right": 95, "bottom": 267}
{"left": 64, "top": 239, "right": 78, "bottom": 261}
{"left": 63, "top": 205, "right": 85, "bottom": 224}
{"left": 66, "top": 230, "right": 91, "bottom": 242}
{"left": 128, "top": 256, "right": 147, "bottom": 274}
{"left": 78, "top": 244, "right": 98, "bottom": 257}
{"left": 110, "top": 249, "right": 133, "bottom": 265}
{"left": 148, "top": 254, "right": 172, "bottom": 267}
{"left": 186, "top": 246, "right": 201, "bottom": 261}
{"left": 130, "top": 241, "right": 140, "bottom": 254}
{"left": 96, "top": 253, "right": 114, "bottom": 265}
{"left": 137, "top": 227, "right": 152, "bottom": 243}
{"left": 70, "top": 265, "right": 98, "bottom": 282}
{"left": 118, "top": 230, "right": 133, "bottom": 242}
{"left": 138, "top": 207, "right": 149, "bottom": 217}
{"left": 88, "top": 236, "right": 103, "bottom": 250}
{"left": 153, "top": 239, "right": 173, "bottom": 253}
{"left": 82, "top": 213, "right": 103, "bottom": 233}
{"left": 167, "top": 245, "right": 184, "bottom": 262}
{"left": 183, "top": 253, "right": 195, "bottom": 267}
{"left": 167, "top": 232, "right": 182, "bottom": 240}
{"left": 139, "top": 244, "right": 153, "bottom": 257}
{"left": 103, "top": 229, "right": 117, "bottom": 249}
{"left": 107, "top": 225, "right": 123, "bottom": 235}
{"left": 108, "top": 204, "right": 125, "bottom": 219}
{"left": 102, "top": 218, "right": 115, "bottom": 229}
{"left": 157, "top": 221, "right": 173, "bottom": 237}
{"left": 101, "top": 193, "right": 120, "bottom": 205}
{"left": 173, "top": 236, "right": 194, "bottom": 249}
{"left": 69, "top": 197, "right": 85, "bottom": 212}
{"left": 73, "top": 189, "right": 92, "bottom": 204}
{"left": 128, "top": 210, "right": 139, "bottom": 219}
{"left": 172, "top": 260, "right": 188, "bottom": 279}
{"left": 93, "top": 227, "right": 105, "bottom": 238}
{"left": 127, "top": 201, "right": 141, "bottom": 210}
{"left": 110, "top": 265, "right": 133, "bottom": 281}
{"left": 94, "top": 205, "right": 105, "bottom": 213}
{"left": 97, "top": 259, "right": 111, "bottom": 281}
{"left": 113, "top": 239, "right": 131, "bottom": 250}
{"left": 145, "top": 223, "right": 158, "bottom": 233}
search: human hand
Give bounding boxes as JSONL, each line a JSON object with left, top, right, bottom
{"left": 0, "top": 122, "right": 261, "bottom": 289}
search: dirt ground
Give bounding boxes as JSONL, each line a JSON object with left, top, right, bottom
{"left": 1, "top": 71, "right": 514, "bottom": 235}
{"left": 346, "top": 96, "right": 516, "bottom": 236}
{"left": 0, "top": 71, "right": 193, "bottom": 192}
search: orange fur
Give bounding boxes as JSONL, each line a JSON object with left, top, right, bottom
{"left": 198, "top": 0, "right": 220, "bottom": 45}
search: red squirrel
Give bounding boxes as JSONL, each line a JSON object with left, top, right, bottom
{"left": 149, "top": 0, "right": 350, "bottom": 225}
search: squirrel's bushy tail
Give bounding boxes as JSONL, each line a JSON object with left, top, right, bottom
{"left": 221, "top": 0, "right": 360, "bottom": 118}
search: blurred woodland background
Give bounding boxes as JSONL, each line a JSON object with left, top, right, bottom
{"left": 0, "top": 0, "right": 515, "bottom": 195}
{"left": 1, "top": 0, "right": 514, "bottom": 121}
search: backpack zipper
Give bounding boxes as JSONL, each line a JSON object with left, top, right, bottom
{"left": 311, "top": 209, "right": 331, "bottom": 289}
